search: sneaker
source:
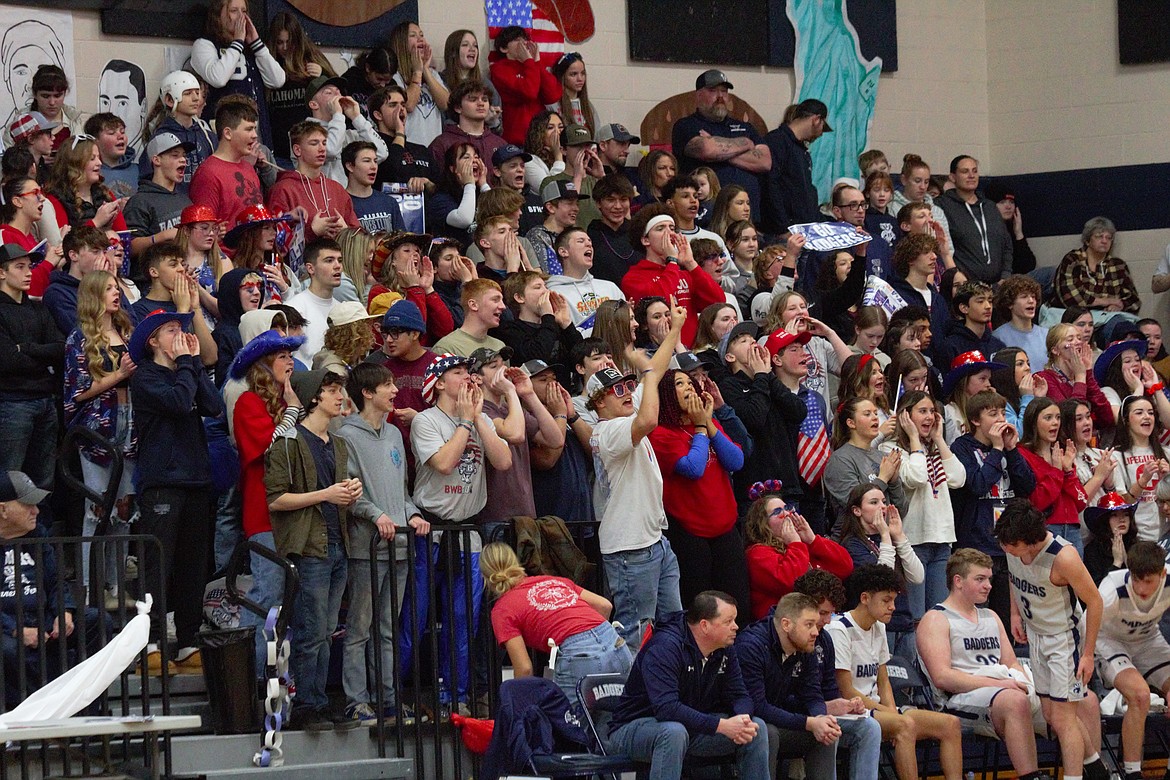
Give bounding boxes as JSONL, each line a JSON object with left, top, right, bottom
{"left": 124, "top": 556, "right": 138, "bottom": 580}
{"left": 138, "top": 647, "right": 176, "bottom": 676}
{"left": 346, "top": 703, "right": 378, "bottom": 726}
{"left": 174, "top": 647, "right": 203, "bottom": 672}
{"left": 1083, "top": 759, "right": 1109, "bottom": 780}
{"left": 297, "top": 709, "right": 333, "bottom": 732}
{"left": 387, "top": 703, "right": 427, "bottom": 726}
{"left": 329, "top": 709, "right": 360, "bottom": 731}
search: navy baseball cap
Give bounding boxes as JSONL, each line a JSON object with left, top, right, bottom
{"left": 492, "top": 143, "right": 532, "bottom": 168}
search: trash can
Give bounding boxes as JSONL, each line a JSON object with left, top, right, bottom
{"left": 197, "top": 627, "right": 259, "bottom": 734}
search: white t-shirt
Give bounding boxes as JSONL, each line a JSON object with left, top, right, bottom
{"left": 826, "top": 612, "right": 890, "bottom": 700}
{"left": 1113, "top": 445, "right": 1165, "bottom": 541}
{"left": 410, "top": 408, "right": 491, "bottom": 530}
{"left": 286, "top": 288, "right": 337, "bottom": 366}
{"left": 393, "top": 70, "right": 447, "bottom": 147}
{"left": 590, "top": 413, "right": 666, "bottom": 555}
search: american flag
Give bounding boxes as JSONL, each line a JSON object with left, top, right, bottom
{"left": 798, "top": 389, "right": 831, "bottom": 487}
{"left": 487, "top": 0, "right": 566, "bottom": 71}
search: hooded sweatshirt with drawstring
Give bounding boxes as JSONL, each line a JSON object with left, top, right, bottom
{"left": 213, "top": 267, "right": 266, "bottom": 385}
{"left": 266, "top": 168, "right": 360, "bottom": 242}
{"left": 546, "top": 271, "right": 624, "bottom": 334}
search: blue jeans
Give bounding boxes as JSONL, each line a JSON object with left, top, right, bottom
{"left": 239, "top": 532, "right": 286, "bottom": 676}
{"left": 1050, "top": 523, "right": 1085, "bottom": 558}
{"left": 552, "top": 622, "right": 633, "bottom": 704}
{"left": 839, "top": 714, "right": 883, "bottom": 780}
{"left": 288, "top": 542, "right": 347, "bottom": 712}
{"left": 343, "top": 557, "right": 406, "bottom": 708}
{"left": 766, "top": 723, "right": 837, "bottom": 780}
{"left": 603, "top": 537, "right": 683, "bottom": 645}
{"left": 0, "top": 395, "right": 57, "bottom": 502}
{"left": 213, "top": 484, "right": 243, "bottom": 573}
{"left": 398, "top": 535, "right": 483, "bottom": 703}
{"left": 908, "top": 542, "right": 953, "bottom": 620}
{"left": 607, "top": 715, "right": 770, "bottom": 780}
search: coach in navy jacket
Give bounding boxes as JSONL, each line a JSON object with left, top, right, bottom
{"left": 606, "top": 594, "right": 769, "bottom": 780}
{"left": 737, "top": 596, "right": 836, "bottom": 780}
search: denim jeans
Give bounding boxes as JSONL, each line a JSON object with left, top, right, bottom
{"left": 79, "top": 465, "right": 133, "bottom": 597}
{"left": 766, "top": 723, "right": 837, "bottom": 780}
{"left": 907, "top": 542, "right": 953, "bottom": 620}
{"left": 238, "top": 532, "right": 286, "bottom": 676}
{"left": 606, "top": 714, "right": 770, "bottom": 780}
{"left": 398, "top": 535, "right": 483, "bottom": 703}
{"left": 343, "top": 557, "right": 407, "bottom": 708}
{"left": 602, "top": 537, "right": 682, "bottom": 645}
{"left": 839, "top": 714, "right": 883, "bottom": 780}
{"left": 213, "top": 484, "right": 243, "bottom": 573}
{"left": 551, "top": 622, "right": 633, "bottom": 704}
{"left": 288, "top": 542, "right": 347, "bottom": 712}
{"left": 0, "top": 395, "right": 57, "bottom": 502}
{"left": 1050, "top": 523, "right": 1085, "bottom": 558}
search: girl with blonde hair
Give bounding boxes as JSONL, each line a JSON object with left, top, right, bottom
{"left": 63, "top": 270, "right": 136, "bottom": 604}
{"left": 479, "top": 542, "right": 630, "bottom": 701}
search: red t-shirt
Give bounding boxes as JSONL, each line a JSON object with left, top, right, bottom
{"left": 189, "top": 155, "right": 263, "bottom": 225}
{"left": 490, "top": 575, "right": 604, "bottom": 649}
{"left": 649, "top": 421, "right": 738, "bottom": 538}
{"left": 233, "top": 391, "right": 281, "bottom": 538}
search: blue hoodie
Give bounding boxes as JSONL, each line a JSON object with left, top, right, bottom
{"left": 734, "top": 606, "right": 827, "bottom": 731}
{"left": 610, "top": 611, "right": 753, "bottom": 735}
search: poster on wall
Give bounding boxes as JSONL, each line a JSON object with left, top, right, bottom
{"left": 98, "top": 59, "right": 149, "bottom": 164}
{"left": 0, "top": 6, "right": 76, "bottom": 134}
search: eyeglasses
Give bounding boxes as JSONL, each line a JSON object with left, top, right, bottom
{"left": 606, "top": 379, "right": 637, "bottom": 398}
{"left": 190, "top": 222, "right": 217, "bottom": 233}
{"left": 836, "top": 201, "right": 866, "bottom": 211}
{"left": 383, "top": 328, "right": 411, "bottom": 339}
{"left": 70, "top": 132, "right": 95, "bottom": 150}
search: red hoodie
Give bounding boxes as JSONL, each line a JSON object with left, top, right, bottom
{"left": 266, "top": 169, "right": 359, "bottom": 242}
{"left": 620, "top": 257, "right": 725, "bottom": 347}
{"left": 489, "top": 56, "right": 562, "bottom": 146}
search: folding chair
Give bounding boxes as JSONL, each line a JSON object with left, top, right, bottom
{"left": 577, "top": 672, "right": 737, "bottom": 780}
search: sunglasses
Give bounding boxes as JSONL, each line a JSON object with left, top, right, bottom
{"left": 607, "top": 379, "right": 637, "bottom": 398}
{"left": 768, "top": 507, "right": 793, "bottom": 519}
{"left": 16, "top": 187, "right": 42, "bottom": 199}
{"left": 70, "top": 132, "right": 96, "bottom": 150}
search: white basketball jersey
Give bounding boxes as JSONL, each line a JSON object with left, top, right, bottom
{"left": 1005, "top": 535, "right": 1082, "bottom": 636}
{"left": 935, "top": 603, "right": 1005, "bottom": 672}
{"left": 1099, "top": 566, "right": 1170, "bottom": 643}
{"left": 923, "top": 603, "right": 1004, "bottom": 706}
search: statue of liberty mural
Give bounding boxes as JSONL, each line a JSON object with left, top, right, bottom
{"left": 788, "top": 0, "right": 882, "bottom": 204}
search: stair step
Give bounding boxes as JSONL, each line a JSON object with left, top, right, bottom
{"left": 169, "top": 728, "right": 391, "bottom": 773}
{"left": 175, "top": 758, "right": 412, "bottom": 780}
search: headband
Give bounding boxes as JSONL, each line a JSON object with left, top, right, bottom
{"left": 643, "top": 214, "right": 675, "bottom": 237}
{"left": 858, "top": 353, "right": 875, "bottom": 371}
{"left": 748, "top": 479, "right": 784, "bottom": 501}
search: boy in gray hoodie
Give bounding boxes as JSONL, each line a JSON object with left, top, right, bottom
{"left": 336, "top": 362, "right": 430, "bottom": 724}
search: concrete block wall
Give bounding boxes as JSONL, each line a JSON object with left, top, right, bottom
{"left": 56, "top": 0, "right": 1170, "bottom": 319}
{"left": 986, "top": 0, "right": 1170, "bottom": 318}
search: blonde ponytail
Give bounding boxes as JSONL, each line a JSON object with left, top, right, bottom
{"left": 479, "top": 542, "right": 527, "bottom": 597}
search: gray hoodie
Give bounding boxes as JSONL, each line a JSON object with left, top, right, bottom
{"left": 336, "top": 413, "right": 420, "bottom": 561}
{"left": 546, "top": 271, "right": 624, "bottom": 333}
{"left": 124, "top": 180, "right": 193, "bottom": 237}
